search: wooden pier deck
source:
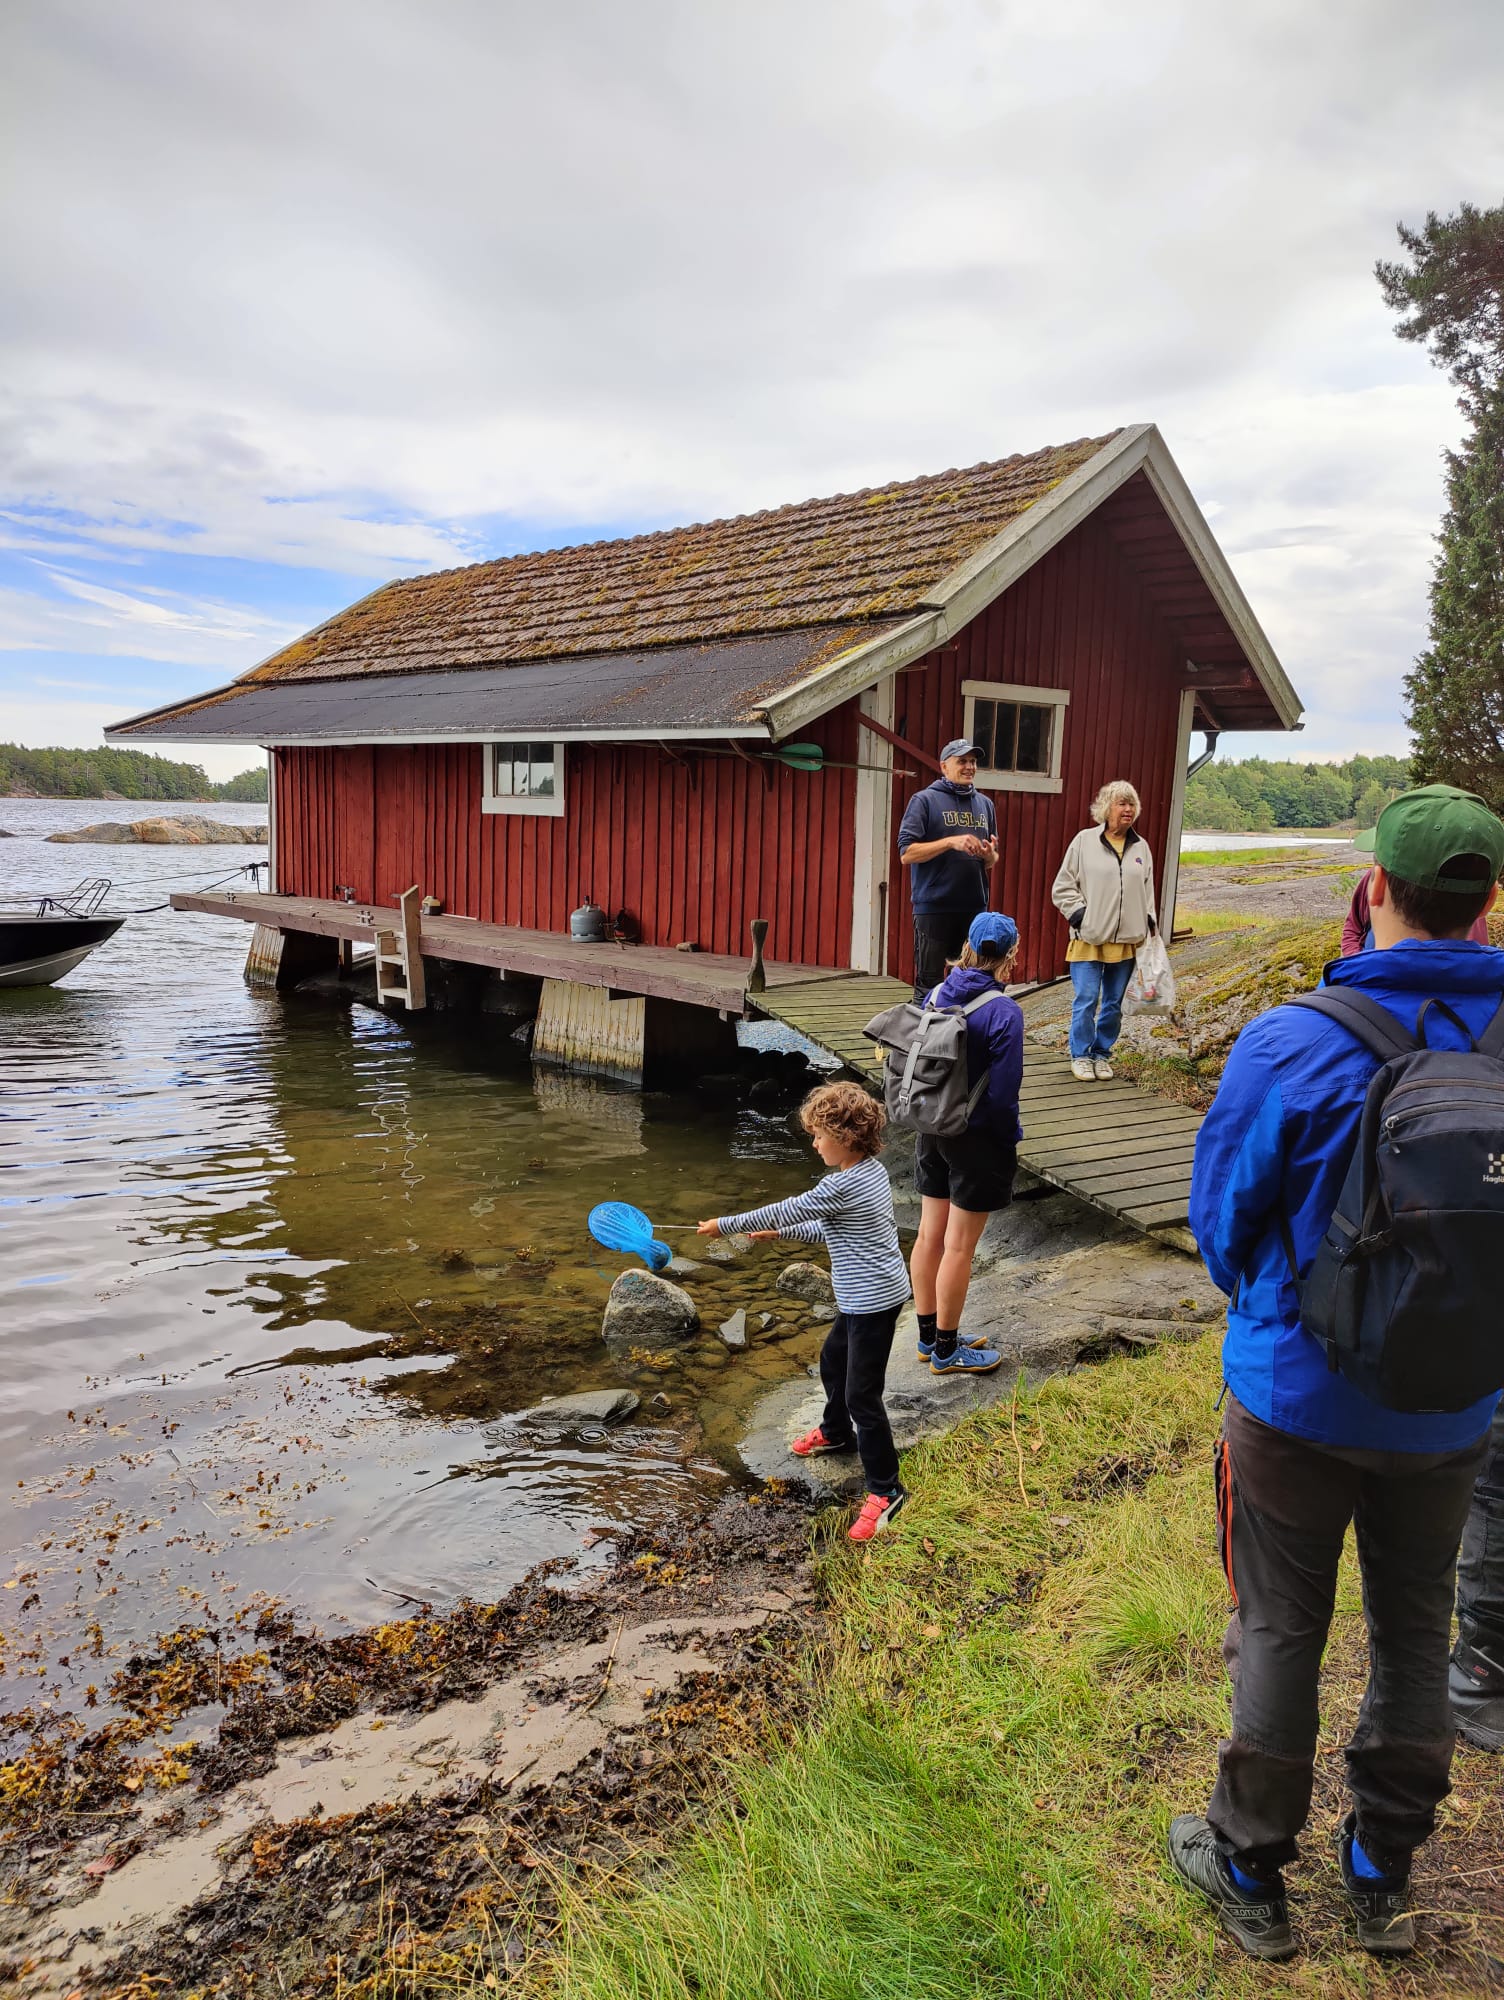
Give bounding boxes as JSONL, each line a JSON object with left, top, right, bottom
{"left": 750, "top": 973, "right": 1202, "bottom": 1251}
{"left": 171, "top": 891, "right": 852, "bottom": 1016}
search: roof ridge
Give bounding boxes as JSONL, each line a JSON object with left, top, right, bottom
{"left": 370, "top": 432, "right": 1123, "bottom": 593}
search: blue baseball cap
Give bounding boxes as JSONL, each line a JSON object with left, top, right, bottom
{"left": 968, "top": 911, "right": 1018, "bottom": 955}
{"left": 940, "top": 738, "right": 980, "bottom": 763}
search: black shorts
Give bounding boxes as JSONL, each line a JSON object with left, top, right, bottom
{"left": 914, "top": 1128, "right": 1018, "bottom": 1213}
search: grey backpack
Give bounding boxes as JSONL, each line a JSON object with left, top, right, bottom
{"left": 862, "top": 988, "right": 1003, "bottom": 1137}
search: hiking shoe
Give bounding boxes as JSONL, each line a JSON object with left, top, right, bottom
{"left": 1092, "top": 1057, "right": 1114, "bottom": 1080}
{"left": 791, "top": 1425, "right": 854, "bottom": 1457}
{"left": 1451, "top": 1637, "right": 1504, "bottom": 1750}
{"left": 1166, "top": 1815, "right": 1296, "bottom": 1962}
{"left": 1070, "top": 1057, "right": 1096, "bottom": 1081}
{"left": 848, "top": 1489, "right": 907, "bottom": 1543}
{"left": 1334, "top": 1814, "right": 1414, "bottom": 1956}
{"left": 929, "top": 1343, "right": 1003, "bottom": 1376}
{"left": 916, "top": 1331, "right": 991, "bottom": 1360}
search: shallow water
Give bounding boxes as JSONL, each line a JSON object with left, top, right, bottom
{"left": 0, "top": 799, "right": 819, "bottom": 1708}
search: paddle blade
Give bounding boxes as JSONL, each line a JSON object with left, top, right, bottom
{"left": 587, "top": 1200, "right": 655, "bottom": 1257}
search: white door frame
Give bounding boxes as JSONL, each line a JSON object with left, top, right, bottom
{"left": 849, "top": 676, "right": 895, "bottom": 970}
{"left": 265, "top": 746, "right": 278, "bottom": 894}
{"left": 1159, "top": 686, "right": 1198, "bottom": 937}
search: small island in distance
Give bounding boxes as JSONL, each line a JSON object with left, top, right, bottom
{"left": 0, "top": 743, "right": 268, "bottom": 803}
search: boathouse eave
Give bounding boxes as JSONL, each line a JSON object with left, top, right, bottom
{"left": 757, "top": 424, "right": 1303, "bottom": 741}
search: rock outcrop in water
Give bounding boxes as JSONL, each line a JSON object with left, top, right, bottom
{"left": 601, "top": 1269, "right": 700, "bottom": 1352}
{"left": 46, "top": 815, "right": 268, "bottom": 844}
{"left": 775, "top": 1261, "right": 836, "bottom": 1309}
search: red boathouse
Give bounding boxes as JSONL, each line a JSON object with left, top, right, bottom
{"left": 110, "top": 424, "right": 1300, "bottom": 1059}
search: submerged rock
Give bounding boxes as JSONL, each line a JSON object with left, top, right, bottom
{"left": 46, "top": 815, "right": 268, "bottom": 845}
{"left": 663, "top": 1255, "right": 711, "bottom": 1279}
{"left": 718, "top": 1309, "right": 749, "bottom": 1351}
{"left": 776, "top": 1261, "right": 836, "bottom": 1309}
{"left": 509, "top": 1389, "right": 640, "bottom": 1427}
{"left": 602, "top": 1270, "right": 699, "bottom": 1352}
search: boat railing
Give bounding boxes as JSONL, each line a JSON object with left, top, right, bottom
{"left": 36, "top": 878, "right": 114, "bottom": 918}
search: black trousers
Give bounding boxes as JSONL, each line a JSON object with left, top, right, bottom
{"left": 912, "top": 910, "right": 974, "bottom": 1001}
{"left": 1456, "top": 1400, "right": 1504, "bottom": 1659}
{"left": 1208, "top": 1397, "right": 1485, "bottom": 1872}
{"left": 820, "top": 1306, "right": 903, "bottom": 1497}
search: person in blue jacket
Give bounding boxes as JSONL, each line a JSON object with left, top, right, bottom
{"left": 907, "top": 910, "right": 1022, "bottom": 1377}
{"left": 1168, "top": 784, "right": 1504, "bottom": 1963}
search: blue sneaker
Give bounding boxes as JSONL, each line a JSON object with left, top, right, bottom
{"left": 916, "top": 1332, "right": 989, "bottom": 1360}
{"left": 929, "top": 1343, "right": 1003, "bottom": 1376}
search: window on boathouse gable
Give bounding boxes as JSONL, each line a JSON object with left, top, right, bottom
{"left": 482, "top": 740, "right": 566, "bottom": 817}
{"left": 960, "top": 682, "right": 1069, "bottom": 795}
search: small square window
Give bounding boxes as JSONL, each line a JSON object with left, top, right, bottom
{"left": 483, "top": 741, "right": 566, "bottom": 816}
{"left": 960, "top": 683, "right": 1068, "bottom": 793}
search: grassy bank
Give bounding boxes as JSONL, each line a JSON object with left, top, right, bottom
{"left": 519, "top": 1334, "right": 1501, "bottom": 1999}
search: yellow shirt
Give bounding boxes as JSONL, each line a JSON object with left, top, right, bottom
{"left": 1066, "top": 832, "right": 1139, "bottom": 962}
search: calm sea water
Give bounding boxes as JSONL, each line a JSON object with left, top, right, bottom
{"left": 0, "top": 799, "right": 818, "bottom": 1709}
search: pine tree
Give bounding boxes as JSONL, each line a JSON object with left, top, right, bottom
{"left": 1403, "top": 393, "right": 1504, "bottom": 810}
{"left": 1378, "top": 204, "right": 1504, "bottom": 810}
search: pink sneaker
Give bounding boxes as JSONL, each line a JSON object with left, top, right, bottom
{"left": 791, "top": 1426, "right": 853, "bottom": 1457}
{"left": 848, "top": 1490, "right": 909, "bottom": 1543}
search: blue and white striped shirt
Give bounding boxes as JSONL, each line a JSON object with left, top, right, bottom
{"left": 716, "top": 1155, "right": 910, "bottom": 1314}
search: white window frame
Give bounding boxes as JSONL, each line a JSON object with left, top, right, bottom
{"left": 960, "top": 681, "right": 1069, "bottom": 795}
{"left": 481, "top": 739, "right": 566, "bottom": 817}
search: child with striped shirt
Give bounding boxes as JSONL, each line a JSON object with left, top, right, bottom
{"left": 698, "top": 1081, "right": 912, "bottom": 1542}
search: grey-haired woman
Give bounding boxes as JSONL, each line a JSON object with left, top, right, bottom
{"left": 1050, "top": 780, "right": 1157, "bottom": 1081}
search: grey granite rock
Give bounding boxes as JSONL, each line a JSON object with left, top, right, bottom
{"left": 718, "top": 1309, "right": 749, "bottom": 1351}
{"left": 602, "top": 1269, "right": 700, "bottom": 1353}
{"left": 776, "top": 1262, "right": 836, "bottom": 1308}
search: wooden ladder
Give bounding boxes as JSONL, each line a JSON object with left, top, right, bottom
{"left": 373, "top": 885, "right": 427, "bottom": 1010}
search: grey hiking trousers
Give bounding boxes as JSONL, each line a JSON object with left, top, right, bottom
{"left": 1456, "top": 1399, "right": 1504, "bottom": 1659}
{"left": 1207, "top": 1396, "right": 1485, "bottom": 1873}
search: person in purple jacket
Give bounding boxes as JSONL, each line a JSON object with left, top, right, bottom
{"left": 908, "top": 910, "right": 1023, "bottom": 1376}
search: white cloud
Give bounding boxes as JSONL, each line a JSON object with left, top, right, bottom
{"left": 1, "top": 0, "right": 1501, "bottom": 751}
{"left": 0, "top": 691, "right": 262, "bottom": 783}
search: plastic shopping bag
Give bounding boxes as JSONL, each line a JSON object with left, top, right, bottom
{"left": 1125, "top": 932, "right": 1176, "bottom": 1015}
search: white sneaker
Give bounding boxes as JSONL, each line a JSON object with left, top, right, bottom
{"left": 1071, "top": 1057, "right": 1096, "bottom": 1081}
{"left": 1093, "top": 1057, "right": 1114, "bottom": 1080}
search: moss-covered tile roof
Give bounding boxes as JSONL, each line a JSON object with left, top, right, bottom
{"left": 245, "top": 434, "right": 1118, "bottom": 684}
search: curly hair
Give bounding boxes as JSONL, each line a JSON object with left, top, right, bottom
{"left": 799, "top": 1080, "right": 886, "bottom": 1157}
{"left": 1090, "top": 779, "right": 1141, "bottom": 825}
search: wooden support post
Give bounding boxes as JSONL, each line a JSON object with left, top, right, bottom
{"left": 244, "top": 923, "right": 339, "bottom": 990}
{"left": 748, "top": 917, "right": 768, "bottom": 994}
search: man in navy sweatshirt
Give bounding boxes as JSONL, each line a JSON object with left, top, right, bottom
{"left": 897, "top": 739, "right": 999, "bottom": 999}
{"left": 1170, "top": 784, "right": 1504, "bottom": 1963}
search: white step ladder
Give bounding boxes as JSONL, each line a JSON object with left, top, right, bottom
{"left": 373, "top": 885, "right": 427, "bottom": 1010}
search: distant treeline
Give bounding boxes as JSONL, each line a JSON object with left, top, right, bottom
{"left": 0, "top": 744, "right": 268, "bottom": 803}
{"left": 1185, "top": 755, "right": 1411, "bottom": 832}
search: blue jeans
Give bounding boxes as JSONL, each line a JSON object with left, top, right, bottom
{"left": 1069, "top": 957, "right": 1135, "bottom": 1060}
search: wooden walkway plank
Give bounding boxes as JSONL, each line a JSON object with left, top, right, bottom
{"left": 749, "top": 977, "right": 1203, "bottom": 1249}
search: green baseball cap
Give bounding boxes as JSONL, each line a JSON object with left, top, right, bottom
{"left": 1353, "top": 782, "right": 1504, "bottom": 892}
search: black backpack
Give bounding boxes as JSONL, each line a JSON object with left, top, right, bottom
{"left": 1281, "top": 987, "right": 1504, "bottom": 1413}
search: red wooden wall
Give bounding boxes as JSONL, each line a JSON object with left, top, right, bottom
{"left": 273, "top": 509, "right": 1190, "bottom": 986}
{"left": 274, "top": 709, "right": 858, "bottom": 966}
{"left": 885, "top": 511, "right": 1187, "bottom": 987}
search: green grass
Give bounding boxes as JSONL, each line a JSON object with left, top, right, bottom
{"left": 1179, "top": 843, "right": 1352, "bottom": 867}
{"left": 456, "top": 1326, "right": 1501, "bottom": 1997}
{"left": 524, "top": 1341, "right": 1282, "bottom": 1999}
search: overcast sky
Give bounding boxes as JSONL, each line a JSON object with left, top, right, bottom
{"left": 3, "top": 0, "right": 1502, "bottom": 780}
